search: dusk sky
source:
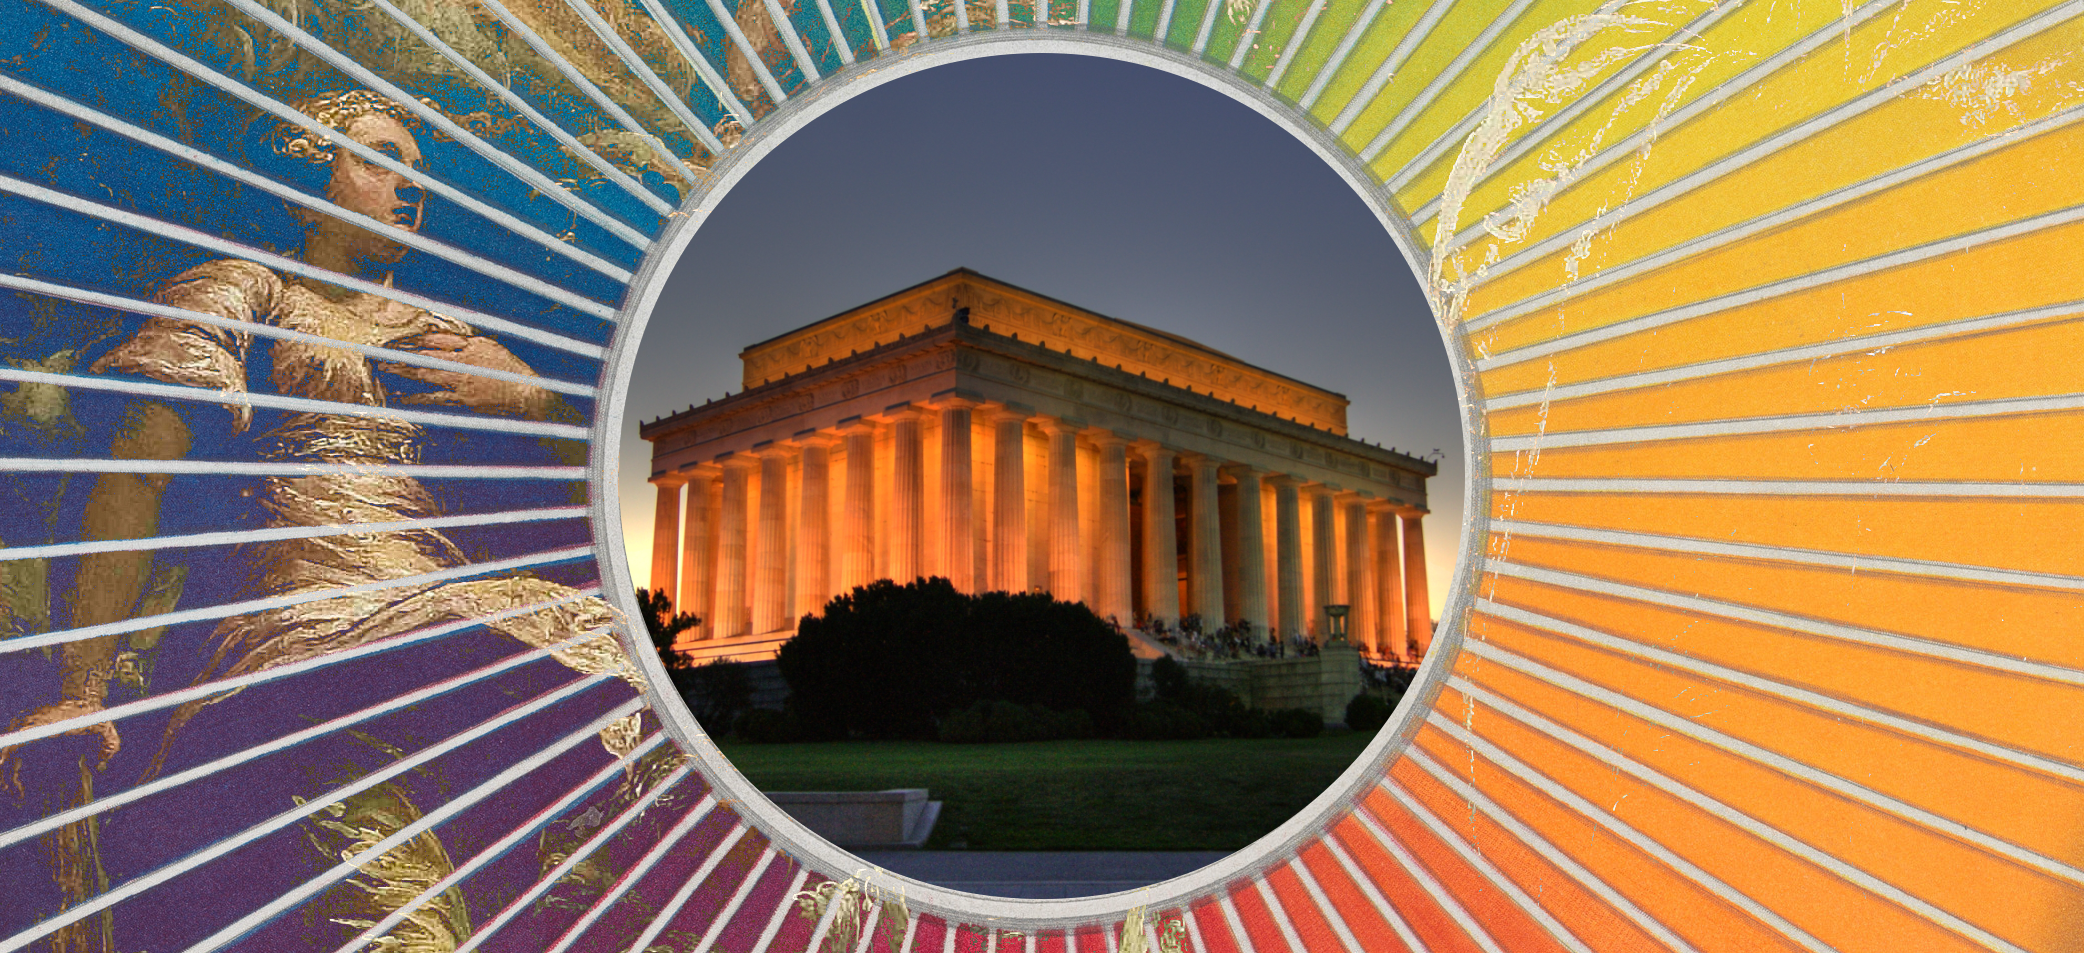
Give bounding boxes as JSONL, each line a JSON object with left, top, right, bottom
{"left": 618, "top": 52, "right": 1464, "bottom": 617}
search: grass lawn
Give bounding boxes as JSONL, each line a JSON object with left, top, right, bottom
{"left": 716, "top": 732, "right": 1378, "bottom": 850}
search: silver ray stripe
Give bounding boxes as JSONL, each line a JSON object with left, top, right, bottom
{"left": 1447, "top": 0, "right": 2078, "bottom": 273}
{"left": 0, "top": 674, "right": 620, "bottom": 953}
{"left": 1077, "top": 0, "right": 1090, "bottom": 29}
{"left": 1487, "top": 391, "right": 2084, "bottom": 452}
{"left": 207, "top": 0, "right": 673, "bottom": 246}
{"left": 1406, "top": 0, "right": 1748, "bottom": 219}
{"left": 637, "top": 0, "right": 759, "bottom": 125}
{"left": 1401, "top": 746, "right": 1703, "bottom": 953}
{"left": 1224, "top": 0, "right": 1273, "bottom": 69}
{"left": 620, "top": 820, "right": 751, "bottom": 953}
{"left": 1386, "top": 105, "right": 1478, "bottom": 192}
{"left": 1484, "top": 559, "right": 2084, "bottom": 685}
{"left": 1296, "top": 0, "right": 1388, "bottom": 110}
{"left": 1286, "top": 857, "right": 1364, "bottom": 953}
{"left": 331, "top": 733, "right": 669, "bottom": 953}
{"left": 0, "top": 75, "right": 624, "bottom": 316}
{"left": 32, "top": 0, "right": 643, "bottom": 273}
{"left": 1377, "top": 780, "right": 1595, "bottom": 953}
{"left": 1156, "top": 0, "right": 1177, "bottom": 43}
{"left": 1261, "top": 0, "right": 1329, "bottom": 91}
{"left": 1493, "top": 477, "right": 2084, "bottom": 498}
{"left": 177, "top": 700, "right": 646, "bottom": 953}
{"left": 2, "top": 505, "right": 585, "bottom": 562}
{"left": 1353, "top": 0, "right": 1543, "bottom": 163}
{"left": 819, "top": 0, "right": 861, "bottom": 63}
{"left": 4, "top": 544, "right": 595, "bottom": 654}
{"left": 1115, "top": 0, "right": 1132, "bottom": 35}
{"left": 795, "top": 874, "right": 850, "bottom": 953}
{"left": 1448, "top": 676, "right": 2035, "bottom": 953}
{"left": 914, "top": 0, "right": 939, "bottom": 42}
{"left": 899, "top": 905, "right": 922, "bottom": 953}
{"left": 707, "top": 0, "right": 792, "bottom": 105}
{"left": 1477, "top": 199, "right": 2084, "bottom": 372}
{"left": 955, "top": 0, "right": 972, "bottom": 31}
{"left": 1325, "top": 0, "right": 1455, "bottom": 133}
{"left": 357, "top": 0, "right": 674, "bottom": 211}
{"left": 1316, "top": 835, "right": 1430, "bottom": 953}
{"left": 1487, "top": 518, "right": 2084, "bottom": 592}
{"left": 852, "top": 901, "right": 885, "bottom": 953}
{"left": 1180, "top": 906, "right": 1213, "bottom": 953}
{"left": 0, "top": 457, "right": 583, "bottom": 480}
{"left": 0, "top": 177, "right": 612, "bottom": 357}
{"left": 762, "top": 0, "right": 828, "bottom": 80}
{"left": 1349, "top": 809, "right": 1508, "bottom": 953}
{"left": 750, "top": 866, "right": 814, "bottom": 953}
{"left": 1476, "top": 598, "right": 2084, "bottom": 786}
{"left": 1215, "top": 894, "right": 1260, "bottom": 953}
{"left": 552, "top": 0, "right": 731, "bottom": 154}
{"left": 546, "top": 788, "right": 732, "bottom": 953}
{"left": 684, "top": 846, "right": 789, "bottom": 953}
{"left": 1249, "top": 877, "right": 1309, "bottom": 953}
{"left": 865, "top": 0, "right": 895, "bottom": 48}
{"left": 0, "top": 615, "right": 606, "bottom": 850}
{"left": 0, "top": 274, "right": 599, "bottom": 398}
{"left": 1422, "top": 711, "right": 1833, "bottom": 952}
{"left": 0, "top": 369, "right": 592, "bottom": 441}
{"left": 1484, "top": 294, "right": 2084, "bottom": 409}
{"left": 1190, "top": 0, "right": 1223, "bottom": 54}
{"left": 455, "top": 785, "right": 710, "bottom": 953}
{"left": 1468, "top": 639, "right": 2084, "bottom": 890}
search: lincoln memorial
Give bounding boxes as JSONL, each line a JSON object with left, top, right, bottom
{"left": 640, "top": 270, "right": 1436, "bottom": 664}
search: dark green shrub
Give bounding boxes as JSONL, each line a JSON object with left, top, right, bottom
{"left": 1043, "top": 707, "right": 1095, "bottom": 740}
{"left": 1128, "top": 700, "right": 1210, "bottom": 740}
{"left": 1151, "top": 655, "right": 1190, "bottom": 700}
{"left": 1269, "top": 707, "right": 1324, "bottom": 739}
{"left": 678, "top": 659, "right": 752, "bottom": 738}
{"left": 736, "top": 708, "right": 796, "bottom": 744}
{"left": 1345, "top": 692, "right": 1393, "bottom": 734}
{"left": 939, "top": 700, "right": 1097, "bottom": 742}
{"left": 937, "top": 703, "right": 989, "bottom": 743}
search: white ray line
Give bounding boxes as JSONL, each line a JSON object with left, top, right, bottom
{"left": 1077, "top": 0, "right": 1090, "bottom": 29}
{"left": 1115, "top": 0, "right": 1131, "bottom": 35}
{"left": 1296, "top": 0, "right": 1389, "bottom": 110}
{"left": 1484, "top": 295, "right": 2084, "bottom": 408}
{"left": 911, "top": 0, "right": 937, "bottom": 43}
{"left": 1469, "top": 639, "right": 2084, "bottom": 889}
{"left": 621, "top": 820, "right": 750, "bottom": 953}
{"left": 4, "top": 543, "right": 595, "bottom": 654}
{"left": 1348, "top": 810, "right": 1507, "bottom": 953}
{"left": 986, "top": 927, "right": 999, "bottom": 953}
{"left": 1286, "top": 858, "right": 1363, "bottom": 953}
{"left": 1354, "top": 0, "right": 1542, "bottom": 163}
{"left": 1406, "top": 0, "right": 1747, "bottom": 217}
{"left": 1385, "top": 106, "right": 1480, "bottom": 193}
{"left": 331, "top": 733, "right": 669, "bottom": 953}
{"left": 1261, "top": 0, "right": 1328, "bottom": 91}
{"left": 706, "top": 0, "right": 792, "bottom": 104}
{"left": 0, "top": 274, "right": 599, "bottom": 397}
{"left": 0, "top": 75, "right": 625, "bottom": 315}
{"left": 1484, "top": 559, "right": 2084, "bottom": 685}
{"left": 1250, "top": 878, "right": 1306, "bottom": 953}
{"left": 797, "top": 874, "right": 849, "bottom": 953}
{"left": 0, "top": 457, "right": 583, "bottom": 480}
{"left": 1316, "top": 836, "right": 1429, "bottom": 953}
{"left": 30, "top": 0, "right": 644, "bottom": 270}
{"left": 1486, "top": 518, "right": 2084, "bottom": 593}
{"left": 1422, "top": 711, "right": 1832, "bottom": 953}
{"left": 865, "top": 0, "right": 895, "bottom": 46}
{"left": 0, "top": 368, "right": 591, "bottom": 441}
{"left": 818, "top": 0, "right": 861, "bottom": 63}
{"left": 1493, "top": 477, "right": 2084, "bottom": 498}
{"left": 0, "top": 616, "right": 606, "bottom": 850}
{"left": 1379, "top": 779, "right": 1596, "bottom": 953}
{"left": 1181, "top": 906, "right": 1212, "bottom": 953}
{"left": 997, "top": 0, "right": 1011, "bottom": 27}
{"left": 178, "top": 703, "right": 647, "bottom": 953}
{"left": 208, "top": 0, "right": 674, "bottom": 245}
{"left": 1190, "top": 0, "right": 1222, "bottom": 54}
{"left": 754, "top": 867, "right": 815, "bottom": 953}
{"left": 2, "top": 505, "right": 585, "bottom": 562}
{"left": 1156, "top": 0, "right": 1178, "bottom": 43}
{"left": 1446, "top": 0, "right": 2077, "bottom": 273}
{"left": 1063, "top": 927, "right": 1075, "bottom": 953}
{"left": 853, "top": 901, "right": 885, "bottom": 953}
{"left": 1325, "top": 0, "right": 1455, "bottom": 133}
{"left": 898, "top": 904, "right": 921, "bottom": 953}
{"left": 1487, "top": 391, "right": 2084, "bottom": 452}
{"left": 1102, "top": 922, "right": 1117, "bottom": 953}
{"left": 356, "top": 0, "right": 674, "bottom": 211}
{"left": 637, "top": 0, "right": 759, "bottom": 124}
{"left": 1476, "top": 598, "right": 2084, "bottom": 785}
{"left": 553, "top": 0, "right": 730, "bottom": 153}
{"left": 955, "top": 0, "right": 973, "bottom": 31}
{"left": 763, "top": 0, "right": 829, "bottom": 79}
{"left": 1225, "top": 0, "right": 1273, "bottom": 69}
{"left": 1447, "top": 677, "right": 2033, "bottom": 953}
{"left": 1216, "top": 894, "right": 1259, "bottom": 953}
{"left": 0, "top": 675, "right": 623, "bottom": 953}
{"left": 1478, "top": 199, "right": 2084, "bottom": 371}
{"left": 0, "top": 175, "right": 611, "bottom": 357}
{"left": 548, "top": 795, "right": 735, "bottom": 953}
{"left": 1402, "top": 746, "right": 1702, "bottom": 953}
{"left": 457, "top": 786, "right": 713, "bottom": 953}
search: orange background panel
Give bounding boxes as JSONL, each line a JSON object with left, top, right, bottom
{"left": 1329, "top": 815, "right": 1491, "bottom": 953}
{"left": 1358, "top": 786, "right": 1575, "bottom": 953}
{"left": 1294, "top": 842, "right": 1418, "bottom": 953}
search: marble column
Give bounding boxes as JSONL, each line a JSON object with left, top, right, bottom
{"left": 1273, "top": 476, "right": 1303, "bottom": 642}
{"left": 889, "top": 407, "right": 924, "bottom": 584}
{"left": 1228, "top": 466, "right": 1268, "bottom": 639}
{"left": 990, "top": 409, "right": 1027, "bottom": 594}
{"left": 1138, "top": 443, "right": 1179, "bottom": 630}
{"left": 1402, "top": 511, "right": 1433, "bottom": 654}
{"left": 1092, "top": 433, "right": 1133, "bottom": 627}
{"left": 938, "top": 399, "right": 976, "bottom": 592}
{"left": 680, "top": 466, "right": 718, "bottom": 640}
{"left": 1040, "top": 418, "right": 1083, "bottom": 604}
{"left": 1186, "top": 453, "right": 1224, "bottom": 626}
{"left": 1309, "top": 485, "right": 1337, "bottom": 641}
{"left": 649, "top": 479, "right": 681, "bottom": 598}
{"left": 753, "top": 447, "right": 790, "bottom": 634}
{"left": 1342, "top": 495, "right": 1373, "bottom": 651}
{"left": 838, "top": 419, "right": 876, "bottom": 593}
{"left": 1373, "top": 505, "right": 1408, "bottom": 657}
{"left": 715, "top": 457, "right": 753, "bottom": 638}
{"left": 795, "top": 438, "right": 833, "bottom": 620}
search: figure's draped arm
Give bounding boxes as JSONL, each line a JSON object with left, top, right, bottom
{"left": 91, "top": 259, "right": 283, "bottom": 433}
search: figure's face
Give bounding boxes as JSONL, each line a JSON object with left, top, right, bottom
{"left": 317, "top": 112, "right": 425, "bottom": 268}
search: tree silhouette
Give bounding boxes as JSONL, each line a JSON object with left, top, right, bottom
{"left": 636, "top": 588, "right": 701, "bottom": 668}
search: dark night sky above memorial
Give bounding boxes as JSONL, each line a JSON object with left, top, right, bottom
{"left": 621, "top": 52, "right": 1462, "bottom": 613}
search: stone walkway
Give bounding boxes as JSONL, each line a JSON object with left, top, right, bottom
{"left": 852, "top": 851, "right": 1231, "bottom": 899}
